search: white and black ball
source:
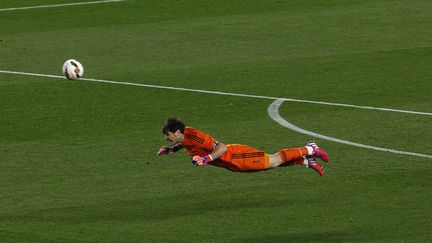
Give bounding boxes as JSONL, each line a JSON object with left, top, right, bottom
{"left": 62, "top": 59, "right": 84, "bottom": 80}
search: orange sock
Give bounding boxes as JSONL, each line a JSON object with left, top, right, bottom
{"left": 279, "top": 157, "right": 305, "bottom": 167}
{"left": 278, "top": 148, "right": 308, "bottom": 164}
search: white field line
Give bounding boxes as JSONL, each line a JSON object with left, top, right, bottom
{"left": 268, "top": 99, "right": 432, "bottom": 159}
{"left": 1, "top": 69, "right": 431, "bottom": 117}
{"left": 0, "top": 0, "right": 124, "bottom": 12}
{"left": 2, "top": 69, "right": 431, "bottom": 158}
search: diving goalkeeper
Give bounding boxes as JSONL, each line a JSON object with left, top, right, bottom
{"left": 157, "top": 117, "right": 330, "bottom": 175}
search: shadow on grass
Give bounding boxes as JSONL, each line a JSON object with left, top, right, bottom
{"left": 5, "top": 191, "right": 295, "bottom": 224}
{"left": 233, "top": 230, "right": 372, "bottom": 242}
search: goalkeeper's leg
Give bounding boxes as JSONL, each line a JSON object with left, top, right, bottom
{"left": 268, "top": 147, "right": 311, "bottom": 168}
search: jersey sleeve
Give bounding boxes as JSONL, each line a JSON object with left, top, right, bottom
{"left": 199, "top": 130, "right": 218, "bottom": 151}
{"left": 184, "top": 128, "right": 218, "bottom": 151}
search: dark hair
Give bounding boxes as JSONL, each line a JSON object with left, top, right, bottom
{"left": 162, "top": 117, "right": 185, "bottom": 134}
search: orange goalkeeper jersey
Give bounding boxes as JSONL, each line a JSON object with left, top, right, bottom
{"left": 182, "top": 127, "right": 269, "bottom": 172}
{"left": 182, "top": 127, "right": 219, "bottom": 156}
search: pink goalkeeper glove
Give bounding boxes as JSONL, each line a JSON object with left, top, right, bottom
{"left": 192, "top": 155, "right": 213, "bottom": 166}
{"left": 157, "top": 146, "right": 173, "bottom": 156}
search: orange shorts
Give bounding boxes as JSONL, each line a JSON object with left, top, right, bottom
{"left": 210, "top": 144, "right": 270, "bottom": 172}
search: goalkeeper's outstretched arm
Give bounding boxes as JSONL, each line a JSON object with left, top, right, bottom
{"left": 208, "top": 142, "right": 227, "bottom": 161}
{"left": 157, "top": 143, "right": 184, "bottom": 156}
{"left": 171, "top": 143, "right": 184, "bottom": 153}
{"left": 192, "top": 142, "right": 227, "bottom": 166}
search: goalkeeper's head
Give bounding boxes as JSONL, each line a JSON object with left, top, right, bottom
{"left": 162, "top": 117, "right": 185, "bottom": 135}
{"left": 162, "top": 117, "right": 186, "bottom": 145}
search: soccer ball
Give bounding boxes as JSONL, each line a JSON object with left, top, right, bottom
{"left": 62, "top": 59, "right": 84, "bottom": 80}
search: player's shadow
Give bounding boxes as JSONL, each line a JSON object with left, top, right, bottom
{"left": 6, "top": 193, "right": 378, "bottom": 242}
{"left": 233, "top": 231, "right": 373, "bottom": 242}
{"left": 9, "top": 191, "right": 296, "bottom": 224}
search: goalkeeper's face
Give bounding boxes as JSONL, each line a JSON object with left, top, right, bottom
{"left": 164, "top": 130, "right": 183, "bottom": 145}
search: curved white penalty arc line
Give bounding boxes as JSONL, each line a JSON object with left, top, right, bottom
{"left": 268, "top": 99, "right": 432, "bottom": 159}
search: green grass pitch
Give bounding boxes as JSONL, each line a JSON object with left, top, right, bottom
{"left": 1, "top": 0, "right": 431, "bottom": 241}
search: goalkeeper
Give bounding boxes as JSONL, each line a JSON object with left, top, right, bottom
{"left": 157, "top": 117, "right": 330, "bottom": 176}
